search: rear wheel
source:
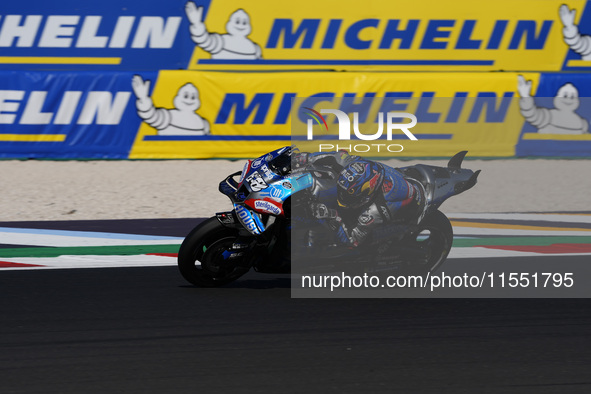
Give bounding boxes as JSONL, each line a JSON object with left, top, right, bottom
{"left": 402, "top": 210, "right": 453, "bottom": 273}
{"left": 178, "top": 217, "right": 251, "bottom": 287}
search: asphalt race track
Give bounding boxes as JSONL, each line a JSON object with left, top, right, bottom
{"left": 1, "top": 218, "right": 591, "bottom": 393}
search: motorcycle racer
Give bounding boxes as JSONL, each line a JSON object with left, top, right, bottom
{"left": 295, "top": 150, "right": 426, "bottom": 247}
{"left": 178, "top": 146, "right": 477, "bottom": 286}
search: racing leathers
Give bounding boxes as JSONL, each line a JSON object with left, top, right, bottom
{"left": 295, "top": 150, "right": 425, "bottom": 247}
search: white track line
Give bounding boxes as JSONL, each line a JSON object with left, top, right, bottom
{"left": 448, "top": 213, "right": 591, "bottom": 224}
{"left": 0, "top": 227, "right": 183, "bottom": 247}
{"left": 0, "top": 254, "right": 178, "bottom": 270}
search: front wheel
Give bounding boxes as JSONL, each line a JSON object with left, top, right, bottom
{"left": 178, "top": 217, "right": 251, "bottom": 287}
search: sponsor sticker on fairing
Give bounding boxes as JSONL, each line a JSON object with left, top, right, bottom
{"left": 261, "top": 164, "right": 274, "bottom": 179}
{"left": 254, "top": 200, "right": 282, "bottom": 215}
{"left": 251, "top": 157, "right": 265, "bottom": 168}
{"left": 235, "top": 204, "right": 260, "bottom": 234}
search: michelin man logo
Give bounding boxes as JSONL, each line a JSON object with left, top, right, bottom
{"left": 132, "top": 75, "right": 210, "bottom": 136}
{"left": 185, "top": 1, "right": 262, "bottom": 60}
{"left": 517, "top": 75, "right": 589, "bottom": 134}
{"left": 560, "top": 4, "right": 591, "bottom": 60}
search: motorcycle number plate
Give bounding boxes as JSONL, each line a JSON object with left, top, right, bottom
{"left": 246, "top": 172, "right": 268, "bottom": 192}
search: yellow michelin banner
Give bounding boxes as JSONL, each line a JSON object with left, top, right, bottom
{"left": 3, "top": 0, "right": 591, "bottom": 73}
{"left": 186, "top": 0, "right": 590, "bottom": 72}
{"left": 129, "top": 70, "right": 533, "bottom": 159}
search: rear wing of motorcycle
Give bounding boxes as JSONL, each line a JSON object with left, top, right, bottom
{"left": 399, "top": 151, "right": 480, "bottom": 209}
{"left": 447, "top": 151, "right": 481, "bottom": 195}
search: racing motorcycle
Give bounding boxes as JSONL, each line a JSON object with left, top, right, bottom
{"left": 178, "top": 146, "right": 480, "bottom": 287}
